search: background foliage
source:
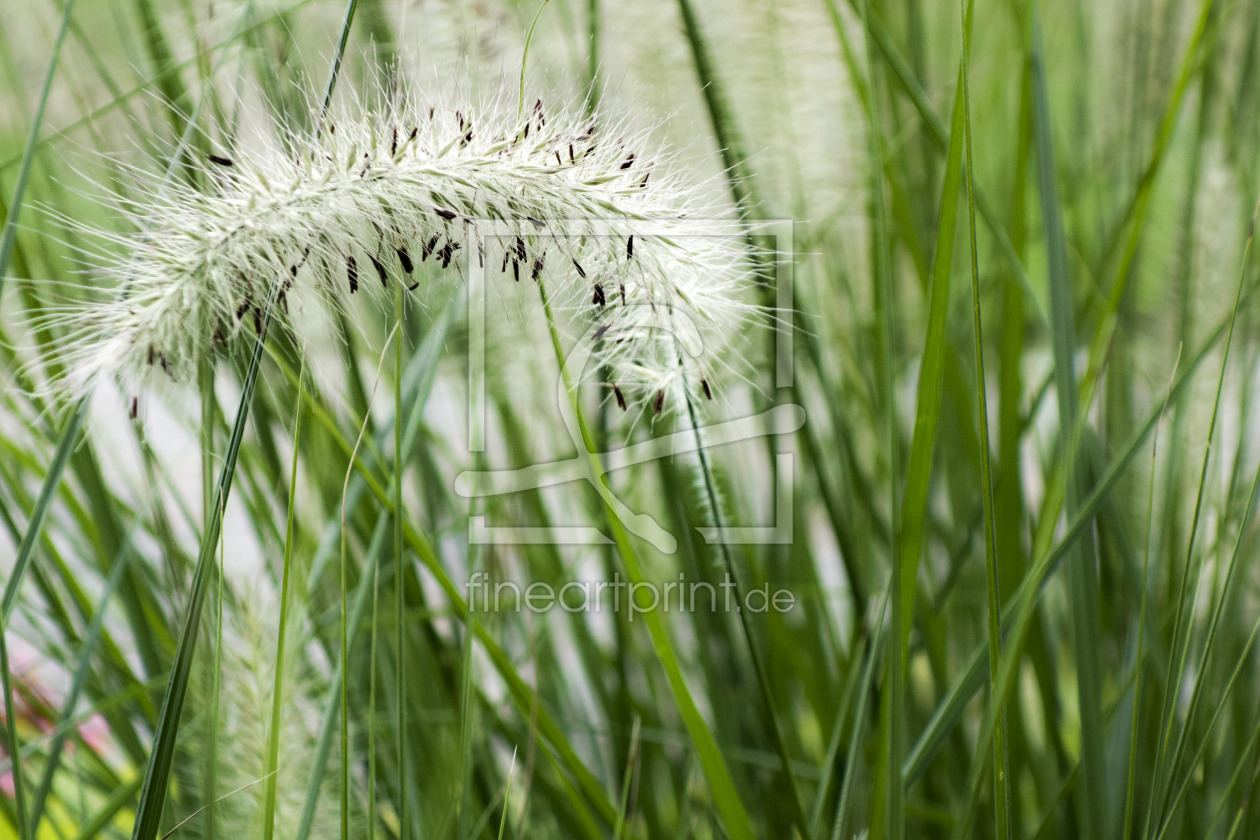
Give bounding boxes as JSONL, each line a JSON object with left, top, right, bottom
{"left": 2, "top": 0, "right": 1260, "bottom": 839}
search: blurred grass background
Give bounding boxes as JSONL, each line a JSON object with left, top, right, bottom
{"left": 3, "top": 0, "right": 1260, "bottom": 839}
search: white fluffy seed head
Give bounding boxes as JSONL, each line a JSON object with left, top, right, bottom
{"left": 55, "top": 86, "right": 760, "bottom": 411}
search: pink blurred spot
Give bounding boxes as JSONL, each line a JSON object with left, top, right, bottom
{"left": 79, "top": 713, "right": 111, "bottom": 753}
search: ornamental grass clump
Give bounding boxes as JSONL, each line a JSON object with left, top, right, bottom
{"left": 56, "top": 88, "right": 758, "bottom": 410}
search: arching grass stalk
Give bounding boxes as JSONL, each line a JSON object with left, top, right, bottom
{"left": 534, "top": 273, "right": 756, "bottom": 840}
{"left": 58, "top": 97, "right": 748, "bottom": 401}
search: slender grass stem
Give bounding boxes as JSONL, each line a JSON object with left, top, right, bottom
{"left": 319, "top": 0, "right": 360, "bottom": 125}
{"left": 960, "top": 0, "right": 1010, "bottom": 835}
{"left": 858, "top": 0, "right": 903, "bottom": 833}
{"left": 367, "top": 546, "right": 379, "bottom": 840}
{"left": 585, "top": 0, "right": 599, "bottom": 111}
{"left": 1123, "top": 352, "right": 1180, "bottom": 840}
{"left": 205, "top": 498, "right": 225, "bottom": 840}
{"left": 28, "top": 537, "right": 132, "bottom": 830}
{"left": 1145, "top": 196, "right": 1260, "bottom": 838}
{"left": 341, "top": 325, "right": 399, "bottom": 840}
{"left": 519, "top": 0, "right": 551, "bottom": 119}
{"left": 262, "top": 364, "right": 304, "bottom": 840}
{"left": 393, "top": 260, "right": 407, "bottom": 840}
{"left": 831, "top": 589, "right": 890, "bottom": 840}
{"left": 678, "top": 372, "right": 810, "bottom": 838}
{"left": 0, "top": 608, "right": 30, "bottom": 840}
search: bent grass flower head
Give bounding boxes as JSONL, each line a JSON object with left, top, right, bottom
{"left": 56, "top": 87, "right": 760, "bottom": 412}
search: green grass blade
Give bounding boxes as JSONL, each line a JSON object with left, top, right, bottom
{"left": 841, "top": 0, "right": 1046, "bottom": 325}
{"left": 261, "top": 367, "right": 304, "bottom": 840}
{"left": 0, "top": 0, "right": 322, "bottom": 177}
{"left": 811, "top": 632, "right": 865, "bottom": 836}
{"left": 132, "top": 0, "right": 191, "bottom": 139}
{"left": 858, "top": 0, "right": 902, "bottom": 834}
{"left": 1, "top": 401, "right": 85, "bottom": 623}
{"left": 205, "top": 490, "right": 225, "bottom": 840}
{"left": 320, "top": 0, "right": 361, "bottom": 123}
{"left": 680, "top": 382, "right": 810, "bottom": 837}
{"left": 129, "top": 280, "right": 279, "bottom": 840}
{"left": 27, "top": 534, "right": 132, "bottom": 830}
{"left": 1153, "top": 458, "right": 1260, "bottom": 830}
{"left": 586, "top": 0, "right": 599, "bottom": 110}
{"left": 1151, "top": 612, "right": 1260, "bottom": 840}
{"left": 612, "top": 715, "right": 640, "bottom": 840}
{"left": 1029, "top": 7, "right": 1104, "bottom": 836}
{"left": 296, "top": 511, "right": 389, "bottom": 840}
{"left": 69, "top": 776, "right": 143, "bottom": 840}
{"left": 1122, "top": 359, "right": 1179, "bottom": 840}
{"left": 830, "top": 591, "right": 889, "bottom": 840}
{"left": 1203, "top": 716, "right": 1260, "bottom": 838}
{"left": 903, "top": 291, "right": 1244, "bottom": 785}
{"left": 675, "top": 0, "right": 755, "bottom": 217}
{"left": 0, "top": 609, "right": 29, "bottom": 840}
{"left": 995, "top": 53, "right": 1033, "bottom": 636}
{"left": 496, "top": 750, "right": 516, "bottom": 840}
{"left": 392, "top": 254, "right": 407, "bottom": 840}
{"left": 1074, "top": 0, "right": 1215, "bottom": 432}
{"left": 897, "top": 70, "right": 965, "bottom": 647}
{"left": 1145, "top": 197, "right": 1259, "bottom": 837}
{"left": 0, "top": 0, "right": 76, "bottom": 299}
{"left": 960, "top": 0, "right": 1009, "bottom": 834}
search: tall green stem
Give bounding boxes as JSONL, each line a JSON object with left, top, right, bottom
{"left": 262, "top": 367, "right": 304, "bottom": 840}
{"left": 961, "top": 0, "right": 1010, "bottom": 834}
{"left": 678, "top": 376, "right": 810, "bottom": 837}
{"left": 393, "top": 253, "right": 407, "bottom": 840}
{"left": 0, "top": 608, "right": 29, "bottom": 840}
